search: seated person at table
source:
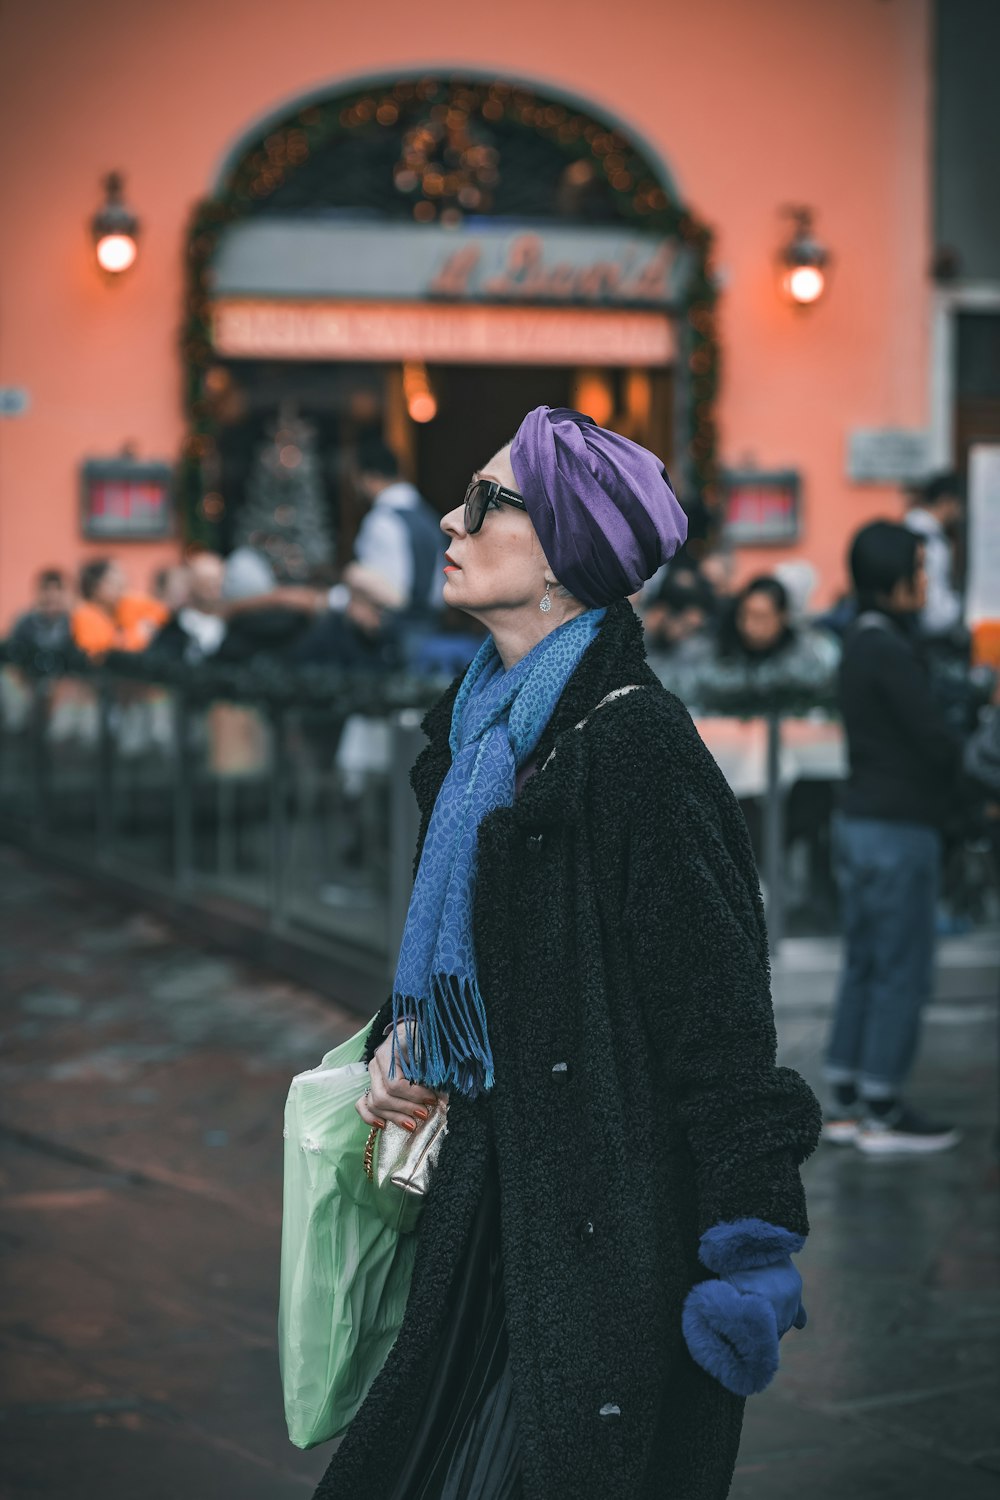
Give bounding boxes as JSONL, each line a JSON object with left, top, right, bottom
{"left": 146, "top": 553, "right": 228, "bottom": 664}
{"left": 10, "top": 568, "right": 73, "bottom": 661}
{"left": 71, "top": 559, "right": 168, "bottom": 657}
{"left": 643, "top": 569, "right": 717, "bottom": 664}
{"left": 652, "top": 575, "right": 840, "bottom": 708}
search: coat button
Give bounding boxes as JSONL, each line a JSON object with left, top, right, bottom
{"left": 551, "top": 1061, "right": 570, "bottom": 1082}
{"left": 577, "top": 1218, "right": 595, "bottom": 1241}
{"left": 526, "top": 832, "right": 544, "bottom": 855}
{"left": 599, "top": 1403, "right": 621, "bottom": 1419}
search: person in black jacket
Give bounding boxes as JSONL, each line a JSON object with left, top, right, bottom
{"left": 313, "top": 409, "right": 819, "bottom": 1500}
{"left": 823, "top": 521, "right": 963, "bottom": 1154}
{"left": 9, "top": 568, "right": 72, "bottom": 664}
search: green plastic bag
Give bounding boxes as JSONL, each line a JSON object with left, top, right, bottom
{"left": 279, "top": 1020, "right": 422, "bottom": 1450}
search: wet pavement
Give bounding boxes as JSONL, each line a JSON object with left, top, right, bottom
{"left": 743, "top": 933, "right": 1000, "bottom": 1497}
{"left": 0, "top": 843, "right": 997, "bottom": 1499}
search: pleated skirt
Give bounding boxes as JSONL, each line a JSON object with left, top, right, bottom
{"left": 383, "top": 1141, "right": 524, "bottom": 1500}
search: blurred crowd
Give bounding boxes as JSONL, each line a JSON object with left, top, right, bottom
{"left": 8, "top": 462, "right": 996, "bottom": 873}
{"left": 4, "top": 459, "right": 1000, "bottom": 1148}
{"left": 640, "top": 471, "right": 974, "bottom": 706}
{"left": 7, "top": 439, "right": 476, "bottom": 680}
{"left": 6, "top": 468, "right": 978, "bottom": 702}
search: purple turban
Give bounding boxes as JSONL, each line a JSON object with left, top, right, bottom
{"left": 509, "top": 407, "right": 687, "bottom": 608}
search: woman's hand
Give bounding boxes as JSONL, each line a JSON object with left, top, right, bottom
{"left": 356, "top": 1021, "right": 444, "bottom": 1132}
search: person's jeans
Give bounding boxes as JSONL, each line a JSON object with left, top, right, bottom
{"left": 824, "top": 813, "right": 942, "bottom": 1101}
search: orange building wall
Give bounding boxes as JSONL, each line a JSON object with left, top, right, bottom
{"left": 0, "top": 0, "right": 930, "bottom": 624}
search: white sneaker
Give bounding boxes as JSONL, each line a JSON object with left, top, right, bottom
{"left": 821, "top": 1114, "right": 860, "bottom": 1145}
{"left": 855, "top": 1104, "right": 961, "bottom": 1156}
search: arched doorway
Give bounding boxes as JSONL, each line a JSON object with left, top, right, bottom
{"left": 179, "top": 73, "right": 719, "bottom": 568}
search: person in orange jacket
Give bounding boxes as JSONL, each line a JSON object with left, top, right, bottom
{"left": 71, "top": 558, "right": 168, "bottom": 657}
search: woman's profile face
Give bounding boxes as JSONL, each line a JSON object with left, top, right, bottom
{"left": 736, "top": 590, "right": 786, "bottom": 652}
{"left": 440, "top": 444, "right": 551, "bottom": 618}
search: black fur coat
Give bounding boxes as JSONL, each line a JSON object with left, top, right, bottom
{"left": 314, "top": 600, "right": 820, "bottom": 1500}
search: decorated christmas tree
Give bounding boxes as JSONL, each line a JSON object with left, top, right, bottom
{"left": 234, "top": 403, "right": 333, "bottom": 580}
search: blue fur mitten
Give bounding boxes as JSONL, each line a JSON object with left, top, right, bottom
{"left": 681, "top": 1218, "right": 807, "bottom": 1397}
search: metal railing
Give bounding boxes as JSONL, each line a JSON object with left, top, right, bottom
{"left": 0, "top": 656, "right": 844, "bottom": 963}
{"left": 15, "top": 653, "right": 984, "bottom": 987}
{"left": 0, "top": 662, "right": 435, "bottom": 1007}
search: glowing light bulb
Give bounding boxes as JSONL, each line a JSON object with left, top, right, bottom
{"left": 91, "top": 173, "right": 140, "bottom": 277}
{"left": 96, "top": 233, "right": 138, "bottom": 274}
{"left": 572, "top": 370, "right": 614, "bottom": 427}
{"left": 408, "top": 391, "right": 438, "bottom": 423}
{"left": 403, "top": 360, "right": 438, "bottom": 423}
{"left": 786, "top": 265, "right": 825, "bottom": 305}
{"left": 778, "top": 208, "right": 829, "bottom": 307}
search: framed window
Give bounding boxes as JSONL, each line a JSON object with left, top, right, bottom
{"left": 80, "top": 458, "right": 174, "bottom": 540}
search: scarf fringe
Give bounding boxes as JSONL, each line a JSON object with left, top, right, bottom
{"left": 389, "top": 974, "right": 496, "bottom": 1099}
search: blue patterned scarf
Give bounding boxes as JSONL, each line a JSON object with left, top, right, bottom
{"left": 389, "top": 609, "right": 606, "bottom": 1098}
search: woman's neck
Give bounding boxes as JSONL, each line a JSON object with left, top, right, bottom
{"left": 483, "top": 602, "right": 587, "bottom": 670}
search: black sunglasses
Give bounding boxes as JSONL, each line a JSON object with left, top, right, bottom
{"left": 463, "top": 478, "right": 527, "bottom": 535}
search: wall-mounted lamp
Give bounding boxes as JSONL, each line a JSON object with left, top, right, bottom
{"left": 403, "top": 360, "right": 437, "bottom": 423}
{"left": 91, "top": 172, "right": 140, "bottom": 276}
{"left": 779, "top": 206, "right": 828, "bottom": 306}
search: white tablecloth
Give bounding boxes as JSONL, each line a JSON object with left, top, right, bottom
{"left": 694, "top": 716, "right": 847, "bottom": 799}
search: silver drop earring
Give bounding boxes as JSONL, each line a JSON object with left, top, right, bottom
{"left": 539, "top": 581, "right": 552, "bottom": 613}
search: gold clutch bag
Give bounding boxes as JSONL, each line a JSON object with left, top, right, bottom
{"left": 363, "top": 1097, "right": 449, "bottom": 1197}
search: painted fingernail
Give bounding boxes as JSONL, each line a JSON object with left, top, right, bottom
{"left": 402, "top": 1119, "right": 416, "bottom": 1132}
{"left": 413, "top": 1107, "right": 429, "bottom": 1121}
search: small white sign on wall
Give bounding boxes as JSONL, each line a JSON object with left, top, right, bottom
{"left": 966, "top": 444, "right": 1000, "bottom": 625}
{"left": 847, "top": 428, "right": 931, "bottom": 483}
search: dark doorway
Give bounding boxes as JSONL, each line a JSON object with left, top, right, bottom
{"left": 955, "top": 312, "right": 1000, "bottom": 470}
{"left": 412, "top": 363, "right": 674, "bottom": 516}
{"left": 212, "top": 357, "right": 674, "bottom": 572}
{"left": 413, "top": 365, "right": 574, "bottom": 514}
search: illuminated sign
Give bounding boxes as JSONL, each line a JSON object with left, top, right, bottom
{"left": 212, "top": 299, "right": 675, "bottom": 366}
{"left": 80, "top": 457, "right": 174, "bottom": 540}
{"left": 722, "top": 470, "right": 801, "bottom": 546}
{"left": 429, "top": 235, "right": 676, "bottom": 305}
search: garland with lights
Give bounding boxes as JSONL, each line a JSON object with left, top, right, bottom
{"left": 179, "top": 77, "right": 721, "bottom": 548}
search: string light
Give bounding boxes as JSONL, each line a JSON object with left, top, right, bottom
{"left": 199, "top": 493, "right": 225, "bottom": 520}
{"left": 393, "top": 105, "right": 501, "bottom": 221}
{"left": 180, "top": 77, "right": 724, "bottom": 538}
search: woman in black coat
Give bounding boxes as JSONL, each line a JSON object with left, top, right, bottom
{"left": 315, "top": 409, "right": 820, "bottom": 1500}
